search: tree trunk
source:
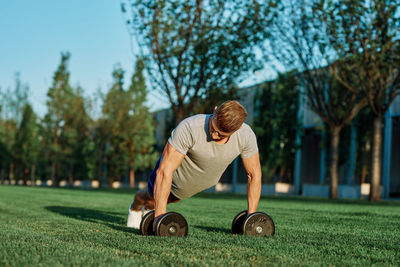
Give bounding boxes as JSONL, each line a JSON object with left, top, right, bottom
{"left": 129, "top": 168, "right": 135, "bottom": 188}
{"left": 108, "top": 165, "right": 114, "bottom": 188}
{"left": 23, "top": 168, "right": 29, "bottom": 185}
{"left": 51, "top": 158, "right": 57, "bottom": 186}
{"left": 97, "top": 149, "right": 103, "bottom": 187}
{"left": 51, "top": 125, "right": 59, "bottom": 187}
{"left": 68, "top": 165, "right": 74, "bottom": 188}
{"left": 9, "top": 163, "right": 14, "bottom": 181}
{"left": 369, "top": 116, "right": 382, "bottom": 201}
{"left": 109, "top": 176, "right": 114, "bottom": 189}
{"left": 329, "top": 126, "right": 341, "bottom": 199}
{"left": 31, "top": 165, "right": 36, "bottom": 186}
{"left": 68, "top": 175, "right": 73, "bottom": 188}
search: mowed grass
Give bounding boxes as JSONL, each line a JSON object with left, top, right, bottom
{"left": 0, "top": 186, "right": 399, "bottom": 266}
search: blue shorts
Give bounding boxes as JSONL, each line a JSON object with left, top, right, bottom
{"left": 147, "top": 156, "right": 162, "bottom": 198}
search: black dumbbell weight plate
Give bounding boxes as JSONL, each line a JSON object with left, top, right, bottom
{"left": 232, "top": 210, "right": 247, "bottom": 235}
{"left": 155, "top": 212, "right": 188, "bottom": 237}
{"left": 242, "top": 212, "right": 275, "bottom": 237}
{"left": 140, "top": 210, "right": 155, "bottom": 235}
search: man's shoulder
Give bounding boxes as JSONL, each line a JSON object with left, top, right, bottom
{"left": 236, "top": 123, "right": 258, "bottom": 156}
{"left": 180, "top": 114, "right": 207, "bottom": 128}
{"left": 169, "top": 115, "right": 207, "bottom": 152}
{"left": 236, "top": 123, "right": 257, "bottom": 143}
{"left": 238, "top": 123, "right": 254, "bottom": 135}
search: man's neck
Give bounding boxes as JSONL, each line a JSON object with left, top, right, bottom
{"left": 215, "top": 137, "right": 229, "bottom": 145}
{"left": 214, "top": 137, "right": 230, "bottom": 144}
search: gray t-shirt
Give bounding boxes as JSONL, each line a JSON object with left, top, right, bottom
{"left": 168, "top": 114, "right": 258, "bottom": 199}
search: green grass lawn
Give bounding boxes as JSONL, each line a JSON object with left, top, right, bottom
{"left": 0, "top": 185, "right": 399, "bottom": 266}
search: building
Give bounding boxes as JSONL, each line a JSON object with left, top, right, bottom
{"left": 293, "top": 88, "right": 400, "bottom": 198}
{"left": 152, "top": 85, "right": 400, "bottom": 199}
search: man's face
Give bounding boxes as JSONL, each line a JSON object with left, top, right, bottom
{"left": 209, "top": 115, "right": 235, "bottom": 142}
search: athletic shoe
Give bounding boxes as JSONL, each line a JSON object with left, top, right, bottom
{"left": 127, "top": 205, "right": 151, "bottom": 229}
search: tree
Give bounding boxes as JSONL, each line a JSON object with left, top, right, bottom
{"left": 58, "top": 87, "right": 94, "bottom": 185}
{"left": 0, "top": 73, "right": 29, "bottom": 182}
{"left": 1, "top": 73, "right": 29, "bottom": 124}
{"left": 125, "top": 58, "right": 158, "bottom": 187}
{"left": 263, "top": 0, "right": 367, "bottom": 198}
{"left": 43, "top": 52, "right": 74, "bottom": 185}
{"left": 92, "top": 107, "right": 109, "bottom": 187}
{"left": 0, "top": 119, "right": 16, "bottom": 181}
{"left": 121, "top": 0, "right": 270, "bottom": 123}
{"left": 13, "top": 103, "right": 40, "bottom": 185}
{"left": 100, "top": 63, "right": 158, "bottom": 187}
{"left": 101, "top": 66, "right": 131, "bottom": 186}
{"left": 253, "top": 72, "right": 299, "bottom": 183}
{"left": 315, "top": 0, "right": 400, "bottom": 200}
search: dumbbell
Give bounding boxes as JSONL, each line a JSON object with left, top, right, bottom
{"left": 232, "top": 210, "right": 275, "bottom": 237}
{"left": 140, "top": 210, "right": 188, "bottom": 237}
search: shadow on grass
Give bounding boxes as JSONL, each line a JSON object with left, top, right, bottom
{"left": 192, "top": 225, "right": 231, "bottom": 234}
{"left": 45, "top": 206, "right": 139, "bottom": 234}
{"left": 38, "top": 187, "right": 139, "bottom": 195}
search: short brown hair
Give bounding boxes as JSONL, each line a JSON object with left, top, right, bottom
{"left": 214, "top": 100, "right": 247, "bottom": 133}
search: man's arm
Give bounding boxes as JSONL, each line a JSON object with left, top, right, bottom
{"left": 153, "top": 142, "right": 185, "bottom": 218}
{"left": 242, "top": 152, "right": 262, "bottom": 214}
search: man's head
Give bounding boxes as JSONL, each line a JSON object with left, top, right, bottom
{"left": 213, "top": 100, "right": 247, "bottom": 133}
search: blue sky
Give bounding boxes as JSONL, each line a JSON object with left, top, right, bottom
{"left": 0, "top": 0, "right": 160, "bottom": 117}
{"left": 0, "top": 1, "right": 271, "bottom": 118}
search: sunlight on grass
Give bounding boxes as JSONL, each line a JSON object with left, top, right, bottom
{"left": 0, "top": 186, "right": 399, "bottom": 266}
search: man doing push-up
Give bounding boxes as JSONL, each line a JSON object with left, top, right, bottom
{"left": 127, "top": 100, "right": 262, "bottom": 228}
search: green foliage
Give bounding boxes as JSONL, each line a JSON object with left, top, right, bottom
{"left": 59, "top": 87, "right": 95, "bottom": 181}
{"left": 0, "top": 72, "right": 29, "bottom": 123}
{"left": 253, "top": 73, "right": 299, "bottom": 183}
{"left": 126, "top": 58, "right": 159, "bottom": 172}
{"left": 0, "top": 73, "right": 30, "bottom": 181}
{"left": 315, "top": 0, "right": 400, "bottom": 116}
{"left": 192, "top": 85, "right": 240, "bottom": 116}
{"left": 313, "top": 0, "right": 400, "bottom": 200}
{"left": 353, "top": 108, "right": 374, "bottom": 183}
{"left": 264, "top": 0, "right": 371, "bottom": 198}
{"left": 0, "top": 119, "right": 16, "bottom": 180}
{"left": 1, "top": 186, "right": 400, "bottom": 266}
{"left": 99, "top": 60, "right": 158, "bottom": 184}
{"left": 100, "top": 66, "right": 130, "bottom": 182}
{"left": 122, "top": 0, "right": 271, "bottom": 122}
{"left": 265, "top": 0, "right": 367, "bottom": 129}
{"left": 0, "top": 54, "right": 160, "bottom": 185}
{"left": 42, "top": 52, "right": 95, "bottom": 184}
{"left": 42, "top": 52, "right": 74, "bottom": 183}
{"left": 12, "top": 103, "right": 40, "bottom": 183}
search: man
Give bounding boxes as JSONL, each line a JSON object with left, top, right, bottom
{"left": 127, "top": 100, "right": 262, "bottom": 229}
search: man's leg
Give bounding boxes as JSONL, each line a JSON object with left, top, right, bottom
{"left": 127, "top": 189, "right": 152, "bottom": 229}
{"left": 127, "top": 156, "right": 180, "bottom": 228}
{"left": 127, "top": 156, "right": 160, "bottom": 229}
{"left": 127, "top": 188, "right": 180, "bottom": 228}
{"left": 130, "top": 188, "right": 180, "bottom": 211}
{"left": 130, "top": 155, "right": 180, "bottom": 209}
{"left": 130, "top": 188, "right": 155, "bottom": 211}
